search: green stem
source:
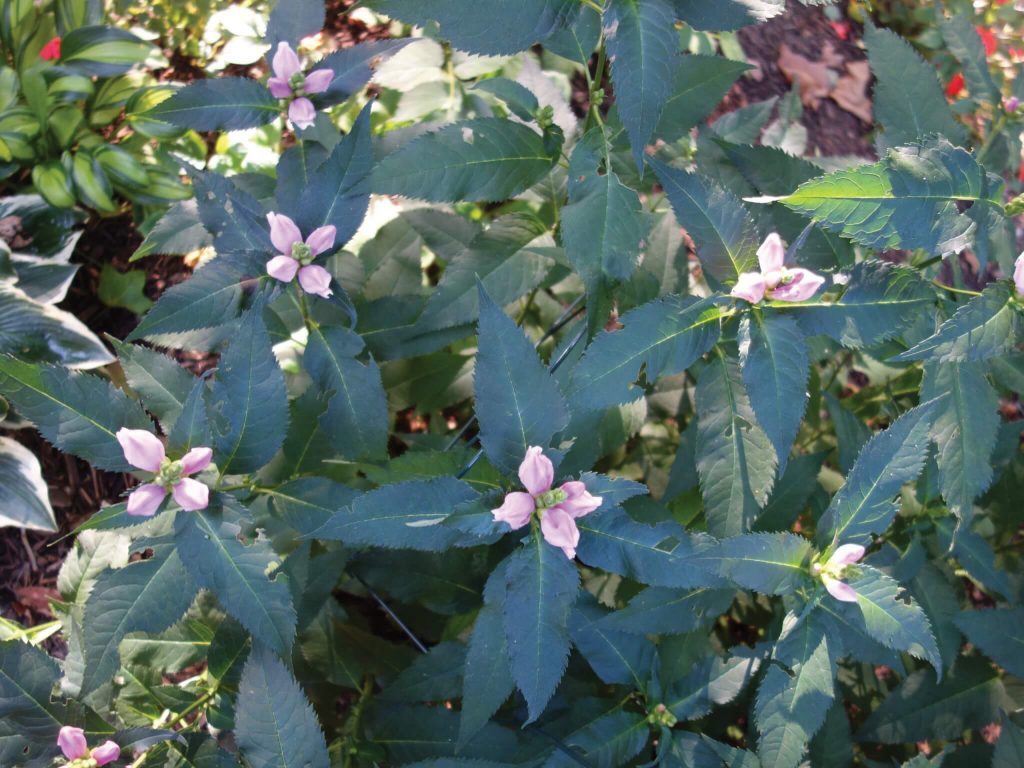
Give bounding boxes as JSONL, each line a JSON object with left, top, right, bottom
{"left": 342, "top": 676, "right": 375, "bottom": 768}
{"left": 931, "top": 279, "right": 981, "bottom": 297}
{"left": 580, "top": 0, "right": 604, "bottom": 12}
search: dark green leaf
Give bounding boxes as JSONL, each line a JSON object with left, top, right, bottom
{"left": 670, "top": 0, "right": 785, "bottom": 30}
{"left": 380, "top": 641, "right": 465, "bottom": 703}
{"left": 570, "top": 596, "right": 655, "bottom": 688}
{"left": 0, "top": 639, "right": 62, "bottom": 737}
{"left": 695, "top": 533, "right": 812, "bottom": 595}
{"left": 666, "top": 654, "right": 761, "bottom": 721}
{"left": 147, "top": 78, "right": 279, "bottom": 131}
{"left": 310, "top": 39, "right": 413, "bottom": 102}
{"left": 266, "top": 0, "right": 325, "bottom": 48}
{"left": 598, "top": 587, "right": 734, "bottom": 635}
{"left": 129, "top": 260, "right": 247, "bottom": 341}
{"left": 953, "top": 608, "right": 1024, "bottom": 677}
{"left": 458, "top": 602, "right": 514, "bottom": 748}
{"left": 655, "top": 55, "right": 752, "bottom": 142}
{"left": 940, "top": 16, "right": 1000, "bottom": 105}
{"left": 113, "top": 340, "right": 195, "bottom": 429}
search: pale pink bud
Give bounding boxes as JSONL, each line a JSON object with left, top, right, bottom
{"left": 288, "top": 97, "right": 317, "bottom": 129}
{"left": 827, "top": 543, "right": 866, "bottom": 569}
{"left": 57, "top": 727, "right": 88, "bottom": 761}
{"left": 731, "top": 272, "right": 766, "bottom": 304}
{"left": 757, "top": 232, "right": 786, "bottom": 274}
{"left": 303, "top": 68, "right": 334, "bottom": 94}
{"left": 172, "top": 478, "right": 209, "bottom": 511}
{"left": 180, "top": 447, "right": 213, "bottom": 476}
{"left": 268, "top": 77, "right": 292, "bottom": 98}
{"left": 540, "top": 506, "right": 580, "bottom": 559}
{"left": 91, "top": 741, "right": 121, "bottom": 766}
{"left": 518, "top": 446, "right": 554, "bottom": 496}
{"left": 272, "top": 41, "right": 301, "bottom": 80}
{"left": 126, "top": 483, "right": 166, "bottom": 517}
{"left": 1006, "top": 96, "right": 1021, "bottom": 113}
{"left": 1014, "top": 253, "right": 1024, "bottom": 296}
{"left": 297, "top": 264, "right": 333, "bottom": 298}
{"left": 267, "top": 212, "right": 302, "bottom": 255}
{"left": 492, "top": 491, "right": 535, "bottom": 530}
{"left": 557, "top": 481, "right": 602, "bottom": 518}
{"left": 770, "top": 268, "right": 825, "bottom": 302}
{"left": 116, "top": 428, "right": 165, "bottom": 472}
{"left": 822, "top": 574, "right": 858, "bottom": 602}
{"left": 267, "top": 255, "right": 300, "bottom": 283}
{"left": 305, "top": 225, "right": 337, "bottom": 257}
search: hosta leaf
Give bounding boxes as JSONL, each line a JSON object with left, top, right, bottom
{"left": 826, "top": 565, "right": 941, "bottom": 673}
{"left": 235, "top": 644, "right": 329, "bottom": 768}
{"left": 666, "top": 654, "right": 761, "bottom": 721}
{"left": 371, "top": 119, "right": 560, "bottom": 203}
{"left": 655, "top": 55, "right": 751, "bottom": 142}
{"left": 81, "top": 544, "right": 198, "bottom": 694}
{"left": 569, "top": 295, "right": 722, "bottom": 410}
{"left": 113, "top": 340, "right": 195, "bottom": 429}
{"left": 855, "top": 656, "right": 1007, "bottom": 744}
{"left": 739, "top": 312, "right": 808, "bottom": 467}
{"left": 458, "top": 604, "right": 514, "bottom": 748}
{"left": 474, "top": 286, "right": 568, "bottom": 474}
{"left": 953, "top": 608, "right": 1024, "bottom": 677}
{"left": 921, "top": 361, "right": 999, "bottom": 528}
{"left": 769, "top": 139, "right": 1001, "bottom": 256}
{"left": 940, "top": 16, "right": 1000, "bottom": 105}
{"left": 129, "top": 260, "right": 247, "bottom": 341}
{"left": 598, "top": 587, "right": 734, "bottom": 635}
{"left": 696, "top": 352, "right": 778, "bottom": 537}
{"left": 312, "top": 477, "right": 478, "bottom": 551}
{"left": 604, "top": 0, "right": 678, "bottom": 168}
{"left": 570, "top": 596, "right": 656, "bottom": 688}
{"left": 865, "top": 24, "right": 966, "bottom": 145}
{"left": 0, "top": 357, "right": 151, "bottom": 471}
{"left": 562, "top": 131, "right": 651, "bottom": 283}
{"left": 175, "top": 497, "right": 296, "bottom": 658}
{"left": 305, "top": 326, "right": 388, "bottom": 461}
{"left": 209, "top": 306, "right": 288, "bottom": 475}
{"left": 894, "top": 282, "right": 1018, "bottom": 363}
{"left": 0, "top": 436, "right": 56, "bottom": 531}
{"left": 650, "top": 157, "right": 760, "bottom": 283}
{"left": 670, "top": 0, "right": 786, "bottom": 30}
{"left": 694, "top": 533, "right": 812, "bottom": 596}
{"left": 817, "top": 398, "right": 941, "bottom": 549}
{"left": 502, "top": 537, "right": 580, "bottom": 723}
{"left": 0, "top": 640, "right": 62, "bottom": 737}
{"left": 147, "top": 78, "right": 279, "bottom": 132}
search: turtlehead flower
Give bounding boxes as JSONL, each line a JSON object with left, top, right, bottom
{"left": 266, "top": 212, "right": 336, "bottom": 299}
{"left": 811, "top": 543, "right": 865, "bottom": 603}
{"left": 57, "top": 727, "right": 120, "bottom": 766}
{"left": 1013, "top": 252, "right": 1024, "bottom": 296}
{"left": 492, "top": 446, "right": 603, "bottom": 559}
{"left": 116, "top": 429, "right": 212, "bottom": 517}
{"left": 267, "top": 41, "right": 333, "bottom": 129}
{"left": 1007, "top": 96, "right": 1021, "bottom": 113}
{"left": 731, "top": 233, "right": 826, "bottom": 304}
{"left": 40, "top": 36, "right": 61, "bottom": 61}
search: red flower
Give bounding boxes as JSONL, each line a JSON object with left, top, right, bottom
{"left": 829, "top": 21, "right": 850, "bottom": 40}
{"left": 976, "top": 26, "right": 997, "bottom": 56}
{"left": 40, "top": 36, "right": 61, "bottom": 61}
{"left": 945, "top": 72, "right": 965, "bottom": 98}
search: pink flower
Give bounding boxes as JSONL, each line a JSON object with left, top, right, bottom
{"left": 267, "top": 42, "right": 332, "bottom": 130}
{"left": 491, "top": 446, "right": 603, "bottom": 559}
{"left": 58, "top": 727, "right": 88, "bottom": 761}
{"left": 731, "top": 233, "right": 825, "bottom": 304}
{"left": 116, "top": 429, "right": 212, "bottom": 516}
{"left": 811, "top": 543, "right": 865, "bottom": 603}
{"left": 90, "top": 741, "right": 121, "bottom": 766}
{"left": 1013, "top": 252, "right": 1024, "bottom": 296}
{"left": 265, "top": 212, "right": 336, "bottom": 298}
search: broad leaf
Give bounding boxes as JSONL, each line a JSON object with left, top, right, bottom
{"left": 694, "top": 533, "right": 812, "bottom": 596}
{"left": 474, "top": 286, "right": 568, "bottom": 473}
{"left": 380, "top": 642, "right": 465, "bottom": 703}
{"left": 598, "top": 587, "right": 734, "bottom": 635}
{"left": 188, "top": 170, "right": 272, "bottom": 255}
{"left": 0, "top": 357, "right": 151, "bottom": 472}
{"left": 940, "top": 16, "right": 1000, "bottom": 105}
{"left": 502, "top": 537, "right": 580, "bottom": 722}
{"left": 570, "top": 596, "right": 656, "bottom": 688}
{"left": 371, "top": 119, "right": 560, "bottom": 203}
{"left": 953, "top": 608, "right": 1024, "bottom": 678}
{"left": 666, "top": 654, "right": 761, "bottom": 721}
{"left": 547, "top": 708, "right": 649, "bottom": 768}
{"left": 458, "top": 584, "right": 514, "bottom": 747}
{"left": 113, "top": 340, "right": 195, "bottom": 430}
{"left": 695, "top": 352, "right": 777, "bottom": 537}
{"left": 266, "top": 0, "right": 325, "bottom": 48}
{"left": 147, "top": 78, "right": 279, "bottom": 131}
{"left": 655, "top": 55, "right": 751, "bottom": 142}
{"left": 235, "top": 644, "right": 329, "bottom": 768}
{"left": 0, "top": 640, "right": 62, "bottom": 737}
{"left": 0, "top": 436, "right": 56, "bottom": 531}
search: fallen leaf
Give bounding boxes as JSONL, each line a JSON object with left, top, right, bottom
{"left": 831, "top": 60, "right": 873, "bottom": 123}
{"left": 777, "top": 44, "right": 836, "bottom": 108}
{"left": 14, "top": 586, "right": 59, "bottom": 616}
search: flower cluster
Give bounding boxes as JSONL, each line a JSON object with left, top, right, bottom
{"left": 731, "top": 233, "right": 825, "bottom": 304}
{"left": 117, "top": 429, "right": 212, "bottom": 516}
{"left": 57, "top": 726, "right": 119, "bottom": 767}
{"left": 812, "top": 543, "right": 865, "bottom": 602}
{"left": 268, "top": 41, "right": 332, "bottom": 129}
{"left": 492, "top": 446, "right": 602, "bottom": 559}
{"left": 266, "top": 212, "right": 336, "bottom": 298}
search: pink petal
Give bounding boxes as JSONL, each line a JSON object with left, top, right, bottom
{"left": 180, "top": 447, "right": 213, "bottom": 476}
{"left": 305, "top": 225, "right": 337, "bottom": 256}
{"left": 828, "top": 543, "right": 866, "bottom": 569}
{"left": 770, "top": 268, "right": 825, "bottom": 302}
{"left": 288, "top": 97, "right": 317, "bottom": 129}
{"left": 267, "top": 77, "right": 292, "bottom": 98}
{"left": 1014, "top": 253, "right": 1024, "bottom": 296}
{"left": 731, "top": 272, "right": 766, "bottom": 304}
{"left": 540, "top": 506, "right": 580, "bottom": 560}
{"left": 303, "top": 68, "right": 334, "bottom": 94}
{"left": 757, "top": 232, "right": 786, "bottom": 274}
{"left": 126, "top": 484, "right": 166, "bottom": 517}
{"left": 172, "top": 478, "right": 209, "bottom": 511}
{"left": 822, "top": 574, "right": 858, "bottom": 603}
{"left": 297, "top": 264, "right": 333, "bottom": 298}
{"left": 272, "top": 41, "right": 301, "bottom": 80}
{"left": 267, "top": 255, "right": 300, "bottom": 283}
{"left": 91, "top": 741, "right": 121, "bottom": 766}
{"left": 518, "top": 446, "right": 554, "bottom": 496}
{"left": 557, "top": 481, "right": 603, "bottom": 518}
{"left": 267, "top": 211, "right": 302, "bottom": 255}
{"left": 58, "top": 727, "right": 88, "bottom": 761}
{"left": 116, "top": 428, "right": 165, "bottom": 472}
{"left": 492, "top": 491, "right": 535, "bottom": 530}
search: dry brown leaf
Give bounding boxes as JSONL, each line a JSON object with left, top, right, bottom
{"left": 777, "top": 44, "right": 836, "bottom": 108}
{"left": 820, "top": 42, "right": 845, "bottom": 70}
{"left": 831, "top": 60, "right": 873, "bottom": 123}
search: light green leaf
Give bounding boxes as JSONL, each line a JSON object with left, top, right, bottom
{"left": 695, "top": 532, "right": 812, "bottom": 595}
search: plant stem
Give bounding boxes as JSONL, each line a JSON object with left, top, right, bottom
{"left": 931, "top": 279, "right": 981, "bottom": 297}
{"left": 342, "top": 676, "right": 375, "bottom": 768}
